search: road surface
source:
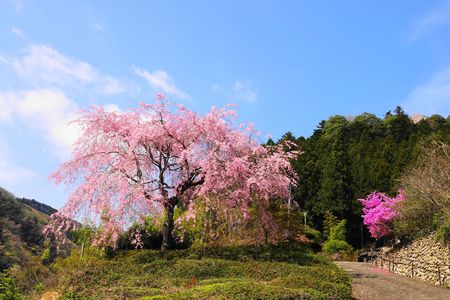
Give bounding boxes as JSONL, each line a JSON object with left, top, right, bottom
{"left": 336, "top": 261, "right": 450, "bottom": 300}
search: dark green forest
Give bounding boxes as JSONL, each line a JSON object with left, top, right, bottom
{"left": 271, "top": 107, "right": 450, "bottom": 247}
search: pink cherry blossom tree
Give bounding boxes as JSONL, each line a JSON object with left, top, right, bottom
{"left": 46, "top": 95, "right": 296, "bottom": 250}
{"left": 359, "top": 190, "right": 405, "bottom": 239}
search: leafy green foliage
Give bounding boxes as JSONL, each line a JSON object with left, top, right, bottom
{"left": 0, "top": 187, "right": 62, "bottom": 298}
{"left": 322, "top": 211, "right": 338, "bottom": 241}
{"left": 7, "top": 256, "right": 55, "bottom": 297}
{"left": 281, "top": 108, "right": 449, "bottom": 247}
{"left": 329, "top": 220, "right": 347, "bottom": 241}
{"left": 175, "top": 197, "right": 311, "bottom": 249}
{"left": 302, "top": 226, "right": 323, "bottom": 252}
{"left": 70, "top": 226, "right": 95, "bottom": 247}
{"left": 0, "top": 270, "right": 21, "bottom": 300}
{"left": 322, "top": 240, "right": 353, "bottom": 255}
{"left": 322, "top": 220, "right": 353, "bottom": 258}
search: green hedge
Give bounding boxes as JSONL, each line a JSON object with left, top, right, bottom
{"left": 53, "top": 243, "right": 351, "bottom": 299}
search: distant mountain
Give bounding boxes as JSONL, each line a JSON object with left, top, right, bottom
{"left": 0, "top": 187, "right": 55, "bottom": 271}
{"left": 17, "top": 197, "right": 57, "bottom": 216}
{"left": 410, "top": 114, "right": 426, "bottom": 124}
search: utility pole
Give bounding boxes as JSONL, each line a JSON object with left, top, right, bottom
{"left": 287, "top": 186, "right": 291, "bottom": 236}
{"left": 360, "top": 222, "right": 363, "bottom": 250}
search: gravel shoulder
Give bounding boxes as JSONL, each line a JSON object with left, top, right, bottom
{"left": 335, "top": 261, "right": 450, "bottom": 300}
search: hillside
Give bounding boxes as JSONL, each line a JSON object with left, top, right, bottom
{"left": 0, "top": 187, "right": 55, "bottom": 271}
{"left": 16, "top": 198, "right": 57, "bottom": 216}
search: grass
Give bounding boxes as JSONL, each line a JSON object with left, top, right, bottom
{"left": 50, "top": 243, "right": 351, "bottom": 299}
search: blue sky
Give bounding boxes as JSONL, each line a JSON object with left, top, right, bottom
{"left": 1, "top": 0, "right": 450, "bottom": 208}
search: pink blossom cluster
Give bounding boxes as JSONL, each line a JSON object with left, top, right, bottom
{"left": 45, "top": 95, "right": 297, "bottom": 247}
{"left": 359, "top": 190, "right": 405, "bottom": 239}
{"left": 42, "top": 214, "right": 79, "bottom": 248}
{"left": 130, "top": 229, "right": 144, "bottom": 249}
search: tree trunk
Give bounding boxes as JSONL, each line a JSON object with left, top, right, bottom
{"left": 161, "top": 199, "right": 175, "bottom": 251}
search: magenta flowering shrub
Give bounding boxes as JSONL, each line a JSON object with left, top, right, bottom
{"left": 359, "top": 190, "right": 405, "bottom": 239}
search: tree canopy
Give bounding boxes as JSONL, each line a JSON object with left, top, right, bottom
{"left": 278, "top": 108, "right": 449, "bottom": 246}
{"left": 47, "top": 95, "right": 295, "bottom": 249}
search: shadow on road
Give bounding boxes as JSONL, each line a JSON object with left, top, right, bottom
{"left": 336, "top": 261, "right": 450, "bottom": 300}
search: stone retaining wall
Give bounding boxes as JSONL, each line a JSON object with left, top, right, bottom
{"left": 375, "top": 234, "right": 450, "bottom": 285}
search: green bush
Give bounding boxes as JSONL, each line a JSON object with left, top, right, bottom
{"left": 8, "top": 256, "right": 55, "bottom": 295}
{"left": 322, "top": 240, "right": 353, "bottom": 254}
{"left": 0, "top": 270, "right": 22, "bottom": 300}
{"left": 322, "top": 219, "right": 354, "bottom": 259}
{"left": 329, "top": 220, "right": 346, "bottom": 241}
{"left": 301, "top": 226, "right": 322, "bottom": 252}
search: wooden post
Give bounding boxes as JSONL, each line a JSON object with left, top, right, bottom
{"left": 81, "top": 242, "right": 85, "bottom": 259}
{"left": 437, "top": 264, "right": 441, "bottom": 285}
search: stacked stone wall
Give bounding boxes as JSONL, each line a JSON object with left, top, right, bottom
{"left": 375, "top": 234, "right": 450, "bottom": 285}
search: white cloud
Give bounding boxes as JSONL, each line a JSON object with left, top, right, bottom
{"left": 411, "top": 1, "right": 450, "bottom": 41}
{"left": 231, "top": 81, "right": 257, "bottom": 102}
{"left": 403, "top": 66, "right": 450, "bottom": 116}
{"left": 213, "top": 81, "right": 257, "bottom": 102}
{"left": 0, "top": 89, "right": 80, "bottom": 157}
{"left": 1, "top": 44, "right": 130, "bottom": 95}
{"left": 0, "top": 89, "right": 125, "bottom": 158}
{"left": 11, "top": 26, "right": 24, "bottom": 38}
{"left": 0, "top": 45, "right": 131, "bottom": 158}
{"left": 134, "top": 66, "right": 190, "bottom": 99}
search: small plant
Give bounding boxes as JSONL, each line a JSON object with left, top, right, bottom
{"left": 60, "top": 291, "right": 89, "bottom": 300}
{"left": 0, "top": 270, "right": 22, "bottom": 300}
{"left": 40, "top": 248, "right": 51, "bottom": 262}
{"left": 322, "top": 220, "right": 354, "bottom": 258}
{"left": 322, "top": 211, "right": 338, "bottom": 240}
{"left": 33, "top": 282, "right": 44, "bottom": 293}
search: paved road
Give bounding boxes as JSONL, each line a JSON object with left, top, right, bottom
{"left": 336, "top": 261, "right": 450, "bottom": 300}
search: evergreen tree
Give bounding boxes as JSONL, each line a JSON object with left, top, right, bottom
{"left": 285, "top": 108, "right": 449, "bottom": 248}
